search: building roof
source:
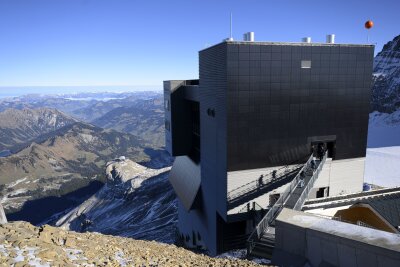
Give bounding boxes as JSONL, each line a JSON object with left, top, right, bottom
{"left": 303, "top": 187, "right": 400, "bottom": 228}
{"left": 199, "top": 40, "right": 374, "bottom": 52}
{"left": 277, "top": 208, "right": 400, "bottom": 253}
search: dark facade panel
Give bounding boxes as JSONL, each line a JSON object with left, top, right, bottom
{"left": 169, "top": 156, "right": 201, "bottom": 211}
{"left": 226, "top": 43, "right": 374, "bottom": 171}
{"left": 164, "top": 81, "right": 200, "bottom": 157}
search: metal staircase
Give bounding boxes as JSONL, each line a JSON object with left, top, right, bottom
{"left": 227, "top": 163, "right": 304, "bottom": 210}
{"left": 246, "top": 152, "right": 328, "bottom": 258}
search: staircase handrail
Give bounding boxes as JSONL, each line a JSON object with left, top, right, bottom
{"left": 227, "top": 155, "right": 311, "bottom": 201}
{"left": 246, "top": 153, "right": 314, "bottom": 255}
{"left": 227, "top": 164, "right": 300, "bottom": 201}
{"left": 237, "top": 201, "right": 265, "bottom": 214}
{"left": 227, "top": 165, "right": 302, "bottom": 203}
{"left": 293, "top": 152, "right": 328, "bottom": 210}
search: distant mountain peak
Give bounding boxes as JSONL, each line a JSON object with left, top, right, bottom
{"left": 377, "top": 35, "right": 400, "bottom": 56}
{"left": 0, "top": 107, "right": 77, "bottom": 151}
{"left": 372, "top": 35, "right": 400, "bottom": 113}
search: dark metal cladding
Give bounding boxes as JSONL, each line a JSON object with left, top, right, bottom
{"left": 168, "top": 156, "right": 201, "bottom": 211}
{"left": 226, "top": 42, "right": 374, "bottom": 171}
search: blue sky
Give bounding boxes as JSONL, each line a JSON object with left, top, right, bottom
{"left": 0, "top": 0, "right": 398, "bottom": 91}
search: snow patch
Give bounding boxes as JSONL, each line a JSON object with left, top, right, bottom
{"left": 291, "top": 214, "right": 400, "bottom": 247}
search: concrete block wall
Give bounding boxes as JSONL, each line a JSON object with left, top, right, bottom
{"left": 274, "top": 208, "right": 400, "bottom": 267}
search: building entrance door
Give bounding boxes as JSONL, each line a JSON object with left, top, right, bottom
{"left": 310, "top": 140, "right": 336, "bottom": 160}
{"left": 326, "top": 141, "right": 336, "bottom": 159}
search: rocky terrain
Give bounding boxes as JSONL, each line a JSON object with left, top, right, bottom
{"left": 0, "top": 108, "right": 76, "bottom": 153}
{"left": 0, "top": 221, "right": 263, "bottom": 266}
{"left": 372, "top": 35, "right": 400, "bottom": 113}
{"left": 56, "top": 158, "right": 177, "bottom": 244}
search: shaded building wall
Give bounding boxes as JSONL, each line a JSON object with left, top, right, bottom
{"left": 226, "top": 43, "right": 374, "bottom": 171}
{"left": 175, "top": 43, "right": 228, "bottom": 255}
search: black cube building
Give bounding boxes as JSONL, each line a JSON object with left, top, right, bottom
{"left": 164, "top": 35, "right": 374, "bottom": 255}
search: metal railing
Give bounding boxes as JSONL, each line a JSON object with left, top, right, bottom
{"left": 247, "top": 154, "right": 314, "bottom": 255}
{"left": 227, "top": 164, "right": 302, "bottom": 202}
{"left": 293, "top": 152, "right": 328, "bottom": 210}
{"left": 227, "top": 165, "right": 298, "bottom": 202}
{"left": 237, "top": 201, "right": 264, "bottom": 214}
{"left": 304, "top": 186, "right": 400, "bottom": 206}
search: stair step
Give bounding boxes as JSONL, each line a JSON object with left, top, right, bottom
{"left": 250, "top": 245, "right": 274, "bottom": 258}
{"left": 254, "top": 241, "right": 275, "bottom": 249}
{"left": 259, "top": 239, "right": 275, "bottom": 245}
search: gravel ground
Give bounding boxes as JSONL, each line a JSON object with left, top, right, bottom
{"left": 0, "top": 221, "right": 268, "bottom": 266}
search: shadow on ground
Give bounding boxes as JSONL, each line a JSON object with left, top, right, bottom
{"left": 6, "top": 180, "right": 104, "bottom": 225}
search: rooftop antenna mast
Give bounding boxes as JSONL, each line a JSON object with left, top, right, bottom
{"left": 227, "top": 12, "right": 233, "bottom": 41}
{"left": 230, "top": 13, "right": 233, "bottom": 39}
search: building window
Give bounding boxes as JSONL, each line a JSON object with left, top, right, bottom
{"left": 165, "top": 99, "right": 170, "bottom": 111}
{"left": 301, "top": 60, "right": 311, "bottom": 69}
{"left": 165, "top": 119, "right": 170, "bottom": 131}
{"left": 189, "top": 101, "right": 200, "bottom": 163}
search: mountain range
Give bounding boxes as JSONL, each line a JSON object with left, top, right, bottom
{"left": 0, "top": 91, "right": 166, "bottom": 149}
{"left": 0, "top": 119, "right": 170, "bottom": 223}
{"left": 92, "top": 97, "right": 165, "bottom": 148}
{"left": 0, "top": 108, "right": 76, "bottom": 153}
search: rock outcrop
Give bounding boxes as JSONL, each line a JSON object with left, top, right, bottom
{"left": 0, "top": 203, "right": 6, "bottom": 224}
{"left": 0, "top": 221, "right": 263, "bottom": 266}
{"left": 56, "top": 158, "right": 177, "bottom": 243}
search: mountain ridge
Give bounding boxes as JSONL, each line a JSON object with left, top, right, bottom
{"left": 56, "top": 158, "right": 177, "bottom": 244}
{"left": 0, "top": 107, "right": 77, "bottom": 152}
{"left": 0, "top": 119, "right": 169, "bottom": 224}
{"left": 372, "top": 35, "right": 400, "bottom": 113}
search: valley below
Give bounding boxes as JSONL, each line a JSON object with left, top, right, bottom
{"left": 0, "top": 92, "right": 172, "bottom": 229}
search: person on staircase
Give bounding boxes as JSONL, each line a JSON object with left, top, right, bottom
{"left": 258, "top": 175, "right": 264, "bottom": 187}
{"left": 317, "top": 143, "right": 325, "bottom": 160}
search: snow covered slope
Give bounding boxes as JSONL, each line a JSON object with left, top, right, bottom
{"left": 55, "top": 158, "right": 177, "bottom": 244}
{"left": 367, "top": 110, "right": 400, "bottom": 148}
{"left": 365, "top": 111, "right": 400, "bottom": 187}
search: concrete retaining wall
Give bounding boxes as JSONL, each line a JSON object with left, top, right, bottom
{"left": 274, "top": 208, "right": 400, "bottom": 267}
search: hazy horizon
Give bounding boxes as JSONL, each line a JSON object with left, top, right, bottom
{"left": 0, "top": 85, "right": 162, "bottom": 99}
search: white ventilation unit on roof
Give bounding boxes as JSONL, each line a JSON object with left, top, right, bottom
{"left": 243, "top": 32, "right": 254, "bottom": 42}
{"left": 326, "top": 34, "right": 335, "bottom": 44}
